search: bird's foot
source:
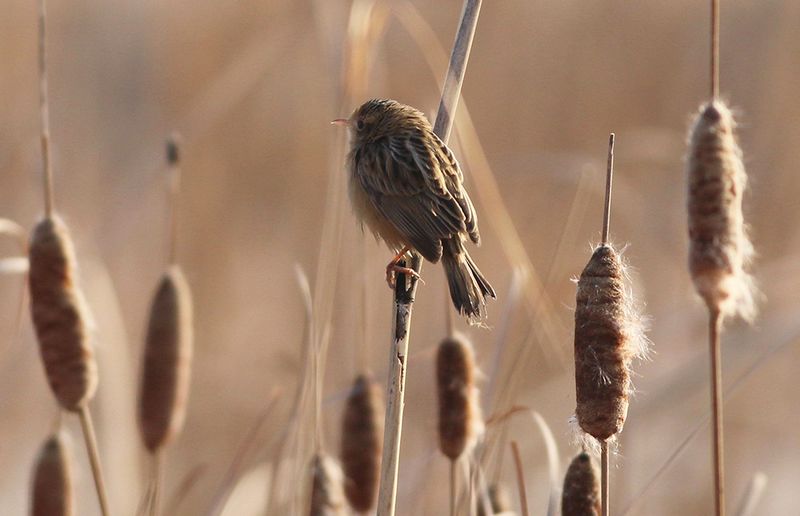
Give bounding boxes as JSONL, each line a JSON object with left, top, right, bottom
{"left": 385, "top": 263, "right": 423, "bottom": 289}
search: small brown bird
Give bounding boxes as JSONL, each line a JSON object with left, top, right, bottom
{"left": 333, "top": 99, "right": 496, "bottom": 319}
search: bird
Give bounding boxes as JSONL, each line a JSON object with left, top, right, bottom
{"left": 332, "top": 98, "right": 496, "bottom": 320}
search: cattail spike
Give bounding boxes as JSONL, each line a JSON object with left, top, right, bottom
{"left": 31, "top": 431, "right": 74, "bottom": 516}
{"left": 29, "top": 216, "right": 97, "bottom": 411}
{"left": 573, "top": 245, "right": 648, "bottom": 441}
{"left": 341, "top": 373, "right": 384, "bottom": 512}
{"left": 138, "top": 265, "right": 194, "bottom": 452}
{"left": 561, "top": 452, "right": 601, "bottom": 516}
{"left": 436, "top": 333, "right": 484, "bottom": 460}
{"left": 687, "top": 100, "right": 755, "bottom": 322}
{"left": 309, "top": 453, "right": 347, "bottom": 516}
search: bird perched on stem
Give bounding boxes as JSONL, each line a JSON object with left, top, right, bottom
{"left": 333, "top": 98, "right": 496, "bottom": 320}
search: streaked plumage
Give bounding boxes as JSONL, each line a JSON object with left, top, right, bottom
{"left": 336, "top": 99, "right": 496, "bottom": 319}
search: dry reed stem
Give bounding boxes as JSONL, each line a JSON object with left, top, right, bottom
{"left": 309, "top": 453, "right": 347, "bottom": 516}
{"left": 510, "top": 441, "right": 528, "bottom": 516}
{"left": 561, "top": 452, "right": 600, "bottom": 516}
{"left": 29, "top": 216, "right": 97, "bottom": 411}
{"left": 392, "top": 0, "right": 567, "bottom": 365}
{"left": 138, "top": 265, "right": 194, "bottom": 452}
{"left": 600, "top": 441, "right": 609, "bottom": 516}
{"left": 687, "top": 100, "right": 755, "bottom": 322}
{"left": 78, "top": 405, "right": 111, "bottom": 516}
{"left": 341, "top": 374, "right": 384, "bottom": 513}
{"left": 437, "top": 334, "right": 484, "bottom": 460}
{"left": 573, "top": 245, "right": 646, "bottom": 441}
{"left": 377, "top": 1, "right": 482, "bottom": 514}
{"left": 31, "top": 431, "right": 74, "bottom": 516}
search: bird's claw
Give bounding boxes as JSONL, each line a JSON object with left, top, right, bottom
{"left": 385, "top": 263, "right": 423, "bottom": 289}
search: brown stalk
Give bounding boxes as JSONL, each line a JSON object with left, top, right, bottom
{"left": 377, "top": 1, "right": 483, "bottom": 514}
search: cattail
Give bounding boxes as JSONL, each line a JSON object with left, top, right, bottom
{"left": 687, "top": 100, "right": 755, "bottom": 321}
{"left": 28, "top": 216, "right": 97, "bottom": 411}
{"left": 31, "top": 431, "right": 74, "bottom": 516}
{"left": 309, "top": 453, "right": 347, "bottom": 516}
{"left": 138, "top": 265, "right": 194, "bottom": 452}
{"left": 340, "top": 373, "right": 383, "bottom": 512}
{"left": 477, "top": 482, "right": 514, "bottom": 516}
{"left": 561, "top": 452, "right": 600, "bottom": 516}
{"left": 436, "top": 333, "right": 484, "bottom": 460}
{"left": 573, "top": 245, "right": 647, "bottom": 441}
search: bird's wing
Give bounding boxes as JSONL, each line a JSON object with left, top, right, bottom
{"left": 355, "top": 132, "right": 470, "bottom": 262}
{"left": 428, "top": 132, "right": 481, "bottom": 244}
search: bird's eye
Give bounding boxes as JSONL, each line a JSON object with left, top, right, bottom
{"left": 356, "top": 119, "right": 365, "bottom": 130}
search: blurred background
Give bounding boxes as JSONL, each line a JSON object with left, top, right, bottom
{"left": 2, "top": 0, "right": 799, "bottom": 514}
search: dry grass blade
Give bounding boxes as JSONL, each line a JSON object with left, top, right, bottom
{"left": 561, "top": 452, "right": 600, "bottom": 516}
{"left": 341, "top": 373, "right": 384, "bottom": 513}
{"left": 477, "top": 482, "right": 514, "bottom": 516}
{"left": 510, "top": 441, "right": 529, "bottom": 516}
{"left": 31, "top": 431, "right": 74, "bottom": 516}
{"left": 138, "top": 265, "right": 194, "bottom": 452}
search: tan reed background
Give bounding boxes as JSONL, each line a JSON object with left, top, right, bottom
{"left": 1, "top": 0, "right": 799, "bottom": 514}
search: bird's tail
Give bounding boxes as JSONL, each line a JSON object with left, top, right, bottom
{"left": 442, "top": 238, "right": 496, "bottom": 321}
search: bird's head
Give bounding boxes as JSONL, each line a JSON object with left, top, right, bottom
{"left": 331, "top": 99, "right": 429, "bottom": 144}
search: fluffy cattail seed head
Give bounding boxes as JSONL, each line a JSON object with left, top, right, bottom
{"left": 29, "top": 216, "right": 97, "bottom": 411}
{"left": 31, "top": 431, "right": 74, "bottom": 516}
{"left": 436, "top": 333, "right": 484, "bottom": 460}
{"left": 138, "top": 265, "right": 194, "bottom": 452}
{"left": 340, "top": 373, "right": 383, "bottom": 512}
{"left": 687, "top": 100, "right": 755, "bottom": 321}
{"left": 561, "top": 452, "right": 600, "bottom": 516}
{"left": 573, "top": 245, "right": 647, "bottom": 441}
{"left": 309, "top": 453, "right": 347, "bottom": 516}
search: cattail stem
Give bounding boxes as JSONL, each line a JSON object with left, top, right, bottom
{"left": 601, "top": 440, "right": 610, "bottom": 516}
{"left": 166, "top": 136, "right": 181, "bottom": 267}
{"left": 79, "top": 406, "right": 110, "bottom": 516}
{"left": 377, "top": 1, "right": 482, "bottom": 514}
{"left": 449, "top": 460, "right": 457, "bottom": 516}
{"left": 510, "top": 441, "right": 528, "bottom": 516}
{"left": 38, "top": 0, "right": 55, "bottom": 218}
{"left": 601, "top": 133, "right": 615, "bottom": 245}
{"left": 709, "top": 309, "right": 725, "bottom": 516}
{"left": 711, "top": 0, "right": 720, "bottom": 100}
{"left": 148, "top": 451, "right": 163, "bottom": 516}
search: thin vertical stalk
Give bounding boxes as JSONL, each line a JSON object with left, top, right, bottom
{"left": 711, "top": 0, "right": 720, "bottom": 99}
{"left": 449, "top": 461, "right": 457, "bottom": 516}
{"left": 709, "top": 310, "right": 725, "bottom": 516}
{"left": 601, "top": 134, "right": 615, "bottom": 245}
{"left": 510, "top": 441, "right": 528, "bottom": 516}
{"left": 149, "top": 452, "right": 163, "bottom": 516}
{"left": 79, "top": 406, "right": 111, "bottom": 516}
{"left": 38, "top": 0, "right": 55, "bottom": 218}
{"left": 377, "top": 1, "right": 482, "bottom": 514}
{"left": 601, "top": 440, "right": 610, "bottom": 516}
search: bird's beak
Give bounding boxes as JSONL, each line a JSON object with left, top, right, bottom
{"left": 330, "top": 118, "right": 349, "bottom": 127}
